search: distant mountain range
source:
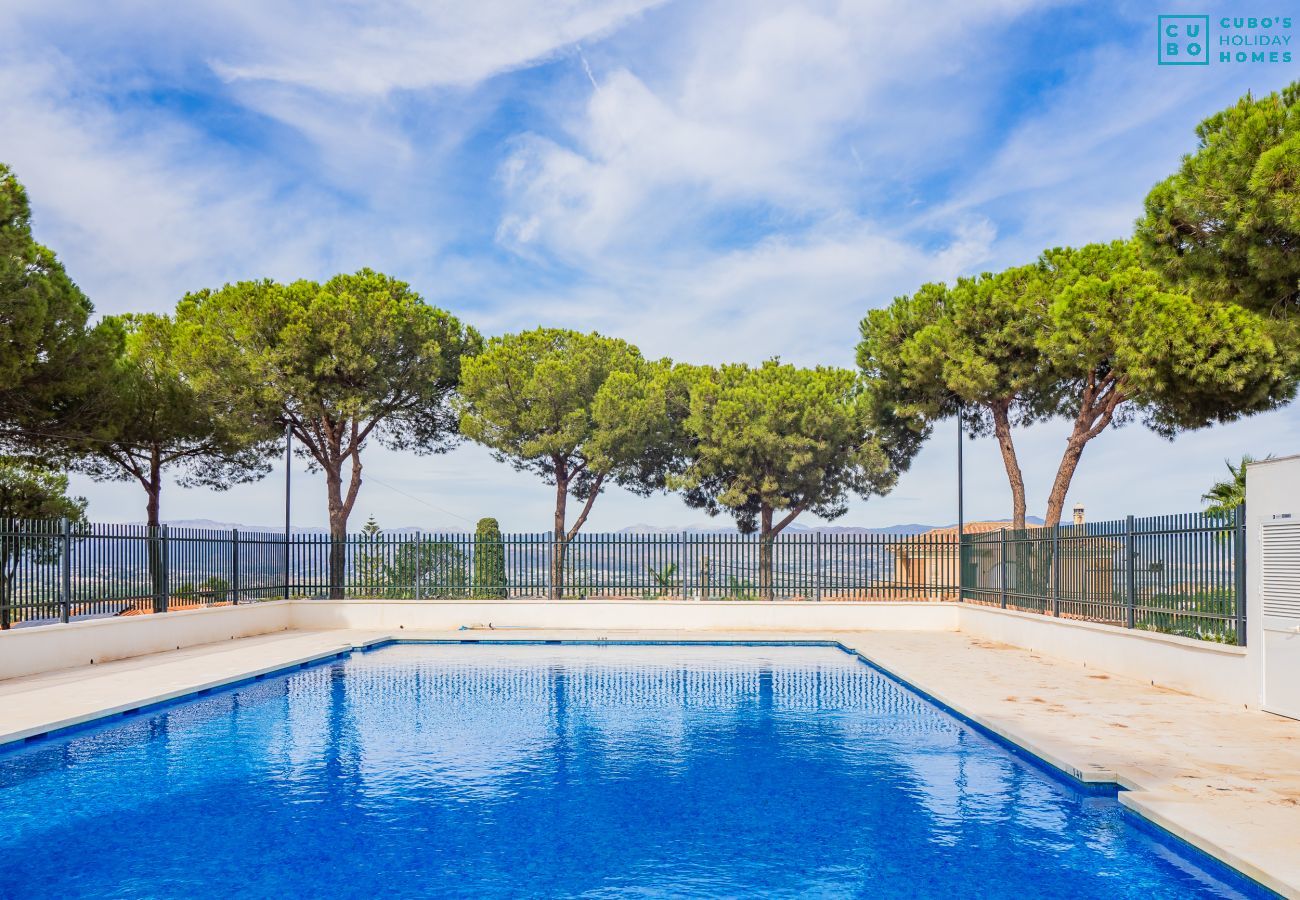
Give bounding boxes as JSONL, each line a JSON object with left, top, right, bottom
{"left": 615, "top": 522, "right": 933, "bottom": 535}
{"left": 152, "top": 516, "right": 1043, "bottom": 536}
{"left": 153, "top": 519, "right": 470, "bottom": 535}
{"left": 616, "top": 517, "right": 1043, "bottom": 535}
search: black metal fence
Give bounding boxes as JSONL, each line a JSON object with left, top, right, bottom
{"left": 0, "top": 522, "right": 297, "bottom": 628}
{"left": 0, "top": 524, "right": 959, "bottom": 627}
{"left": 961, "top": 509, "right": 1245, "bottom": 645}
{"left": 0, "top": 509, "right": 1246, "bottom": 644}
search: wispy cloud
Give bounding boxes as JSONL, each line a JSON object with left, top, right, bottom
{"left": 0, "top": 57, "right": 345, "bottom": 311}
{"left": 481, "top": 217, "right": 997, "bottom": 368}
{"left": 209, "top": 0, "right": 667, "bottom": 95}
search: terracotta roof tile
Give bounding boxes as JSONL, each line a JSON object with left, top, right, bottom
{"left": 914, "top": 521, "right": 1043, "bottom": 540}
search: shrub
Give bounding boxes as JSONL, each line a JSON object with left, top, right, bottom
{"left": 472, "top": 518, "right": 508, "bottom": 598}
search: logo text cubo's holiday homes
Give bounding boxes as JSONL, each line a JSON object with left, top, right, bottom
{"left": 1158, "top": 15, "right": 1293, "bottom": 65}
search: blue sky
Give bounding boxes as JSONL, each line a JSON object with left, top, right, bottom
{"left": 2, "top": 0, "right": 1297, "bottom": 531}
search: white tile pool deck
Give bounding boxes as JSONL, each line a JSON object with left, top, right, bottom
{"left": 1, "top": 629, "right": 1298, "bottom": 898}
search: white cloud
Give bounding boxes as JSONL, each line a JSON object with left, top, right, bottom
{"left": 495, "top": 0, "right": 1052, "bottom": 261}
{"left": 925, "top": 40, "right": 1285, "bottom": 261}
{"left": 209, "top": 0, "right": 667, "bottom": 95}
{"left": 481, "top": 216, "right": 996, "bottom": 367}
{"left": 0, "top": 58, "right": 349, "bottom": 314}
{"left": 486, "top": 0, "right": 1036, "bottom": 367}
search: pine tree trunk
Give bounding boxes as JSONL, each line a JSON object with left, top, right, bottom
{"left": 321, "top": 441, "right": 365, "bottom": 600}
{"left": 146, "top": 453, "right": 164, "bottom": 610}
{"left": 326, "top": 464, "right": 347, "bottom": 599}
{"left": 1044, "top": 376, "right": 1126, "bottom": 528}
{"left": 758, "top": 505, "right": 774, "bottom": 601}
{"left": 551, "top": 473, "right": 568, "bottom": 600}
{"left": 1045, "top": 433, "right": 1088, "bottom": 529}
{"left": 146, "top": 480, "right": 161, "bottom": 528}
{"left": 991, "top": 402, "right": 1027, "bottom": 531}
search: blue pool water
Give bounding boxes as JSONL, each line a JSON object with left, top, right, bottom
{"left": 0, "top": 643, "right": 1272, "bottom": 899}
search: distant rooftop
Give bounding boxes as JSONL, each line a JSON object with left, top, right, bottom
{"left": 921, "top": 521, "right": 1039, "bottom": 539}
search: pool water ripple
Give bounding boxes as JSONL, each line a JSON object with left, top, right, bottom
{"left": 0, "top": 644, "right": 1273, "bottom": 899}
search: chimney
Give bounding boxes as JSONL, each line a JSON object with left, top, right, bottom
{"left": 1072, "top": 503, "right": 1085, "bottom": 526}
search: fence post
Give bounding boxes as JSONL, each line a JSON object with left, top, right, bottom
{"left": 158, "top": 524, "right": 170, "bottom": 614}
{"left": 1124, "top": 514, "right": 1136, "bottom": 629}
{"left": 151, "top": 525, "right": 162, "bottom": 614}
{"left": 546, "top": 534, "right": 553, "bottom": 601}
{"left": 999, "top": 528, "right": 1007, "bottom": 609}
{"left": 679, "top": 532, "right": 687, "bottom": 600}
{"left": 231, "top": 528, "right": 240, "bottom": 605}
{"left": 60, "top": 517, "right": 72, "bottom": 624}
{"left": 414, "top": 531, "right": 422, "bottom": 600}
{"left": 814, "top": 531, "right": 823, "bottom": 602}
{"left": 1051, "top": 525, "right": 1060, "bottom": 617}
{"left": 1234, "top": 504, "right": 1247, "bottom": 646}
{"left": 955, "top": 531, "right": 964, "bottom": 602}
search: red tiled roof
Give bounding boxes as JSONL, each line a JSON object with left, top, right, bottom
{"left": 119, "top": 600, "right": 228, "bottom": 616}
{"left": 914, "top": 521, "right": 1044, "bottom": 540}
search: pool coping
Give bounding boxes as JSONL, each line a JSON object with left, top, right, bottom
{"left": 0, "top": 634, "right": 391, "bottom": 746}
{"left": 0, "top": 632, "right": 1290, "bottom": 898}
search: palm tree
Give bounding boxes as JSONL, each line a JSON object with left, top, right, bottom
{"left": 1201, "top": 455, "right": 1269, "bottom": 519}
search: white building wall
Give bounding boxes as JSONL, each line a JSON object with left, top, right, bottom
{"left": 1246, "top": 454, "right": 1300, "bottom": 719}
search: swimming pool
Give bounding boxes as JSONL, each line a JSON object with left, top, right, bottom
{"left": 0, "top": 643, "right": 1273, "bottom": 898}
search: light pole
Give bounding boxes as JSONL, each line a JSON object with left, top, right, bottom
{"left": 284, "top": 423, "right": 291, "bottom": 600}
{"left": 956, "top": 400, "right": 964, "bottom": 600}
{"left": 956, "top": 400, "right": 964, "bottom": 541}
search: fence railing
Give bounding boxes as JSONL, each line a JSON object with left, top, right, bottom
{"left": 960, "top": 509, "right": 1245, "bottom": 645}
{"left": 0, "top": 522, "right": 299, "bottom": 628}
{"left": 0, "top": 509, "right": 1246, "bottom": 644}
{"left": 0, "top": 525, "right": 958, "bottom": 627}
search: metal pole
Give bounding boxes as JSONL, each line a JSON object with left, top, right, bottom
{"left": 814, "top": 531, "right": 823, "bottom": 602}
{"left": 284, "top": 424, "right": 291, "bottom": 600}
{"left": 1051, "top": 525, "right": 1060, "bottom": 617}
{"left": 956, "top": 401, "right": 964, "bottom": 540}
{"left": 1125, "top": 514, "right": 1136, "bottom": 629}
{"left": 60, "top": 517, "right": 72, "bottom": 624}
{"left": 679, "top": 532, "right": 687, "bottom": 600}
{"left": 151, "top": 526, "right": 164, "bottom": 614}
{"left": 414, "top": 530, "right": 422, "bottom": 600}
{"left": 1234, "top": 503, "right": 1247, "bottom": 645}
{"left": 159, "top": 524, "right": 170, "bottom": 614}
{"left": 999, "top": 527, "right": 1007, "bottom": 609}
{"left": 956, "top": 401, "right": 965, "bottom": 602}
{"left": 231, "top": 528, "right": 240, "bottom": 605}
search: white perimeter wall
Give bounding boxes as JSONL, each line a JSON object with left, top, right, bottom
{"left": 0, "top": 598, "right": 1259, "bottom": 707}
{"left": 287, "top": 599, "right": 959, "bottom": 633}
{"left": 0, "top": 602, "right": 293, "bottom": 681}
{"left": 957, "top": 604, "right": 1250, "bottom": 707}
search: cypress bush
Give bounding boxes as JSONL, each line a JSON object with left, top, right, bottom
{"left": 472, "top": 517, "right": 508, "bottom": 598}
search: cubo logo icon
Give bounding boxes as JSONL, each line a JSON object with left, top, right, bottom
{"left": 1159, "top": 15, "right": 1210, "bottom": 64}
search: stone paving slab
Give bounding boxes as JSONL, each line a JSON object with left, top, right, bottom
{"left": 0, "top": 630, "right": 388, "bottom": 745}
{"left": 1, "top": 628, "right": 1297, "bottom": 896}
